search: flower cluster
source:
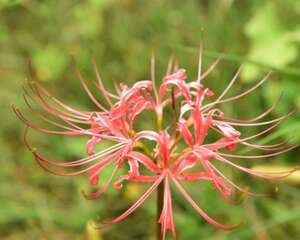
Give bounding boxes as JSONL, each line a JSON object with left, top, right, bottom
{"left": 14, "top": 54, "right": 299, "bottom": 240}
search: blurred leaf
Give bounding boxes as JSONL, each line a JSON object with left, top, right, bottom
{"left": 242, "top": 2, "right": 298, "bottom": 81}
{"left": 0, "top": 0, "right": 24, "bottom": 9}
{"left": 33, "top": 45, "right": 68, "bottom": 81}
{"left": 74, "top": 2, "right": 103, "bottom": 38}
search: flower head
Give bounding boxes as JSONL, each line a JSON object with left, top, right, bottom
{"left": 14, "top": 51, "right": 299, "bottom": 239}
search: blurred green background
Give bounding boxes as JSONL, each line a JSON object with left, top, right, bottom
{"left": 1, "top": 0, "right": 300, "bottom": 239}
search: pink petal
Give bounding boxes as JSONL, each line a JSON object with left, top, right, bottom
{"left": 178, "top": 120, "right": 194, "bottom": 146}
{"left": 204, "top": 137, "right": 237, "bottom": 151}
{"left": 176, "top": 172, "right": 212, "bottom": 181}
{"left": 88, "top": 147, "right": 129, "bottom": 185}
{"left": 212, "top": 121, "right": 240, "bottom": 138}
{"left": 134, "top": 130, "right": 160, "bottom": 142}
{"left": 128, "top": 151, "right": 161, "bottom": 173}
{"left": 164, "top": 69, "right": 186, "bottom": 81}
{"left": 86, "top": 136, "right": 102, "bottom": 156}
{"left": 158, "top": 131, "right": 171, "bottom": 167}
{"left": 158, "top": 174, "right": 176, "bottom": 240}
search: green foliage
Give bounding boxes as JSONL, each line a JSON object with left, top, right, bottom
{"left": 242, "top": 2, "right": 299, "bottom": 81}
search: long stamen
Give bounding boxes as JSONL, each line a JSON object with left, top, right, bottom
{"left": 23, "top": 86, "right": 92, "bottom": 126}
{"left": 23, "top": 93, "right": 82, "bottom": 132}
{"left": 76, "top": 68, "right": 108, "bottom": 111}
{"left": 31, "top": 81, "right": 90, "bottom": 119}
{"left": 170, "top": 172, "right": 240, "bottom": 230}
{"left": 92, "top": 59, "right": 114, "bottom": 106}
{"left": 198, "top": 56, "right": 222, "bottom": 82}
{"left": 100, "top": 172, "right": 166, "bottom": 226}
{"left": 166, "top": 54, "right": 174, "bottom": 75}
{"left": 215, "top": 154, "right": 298, "bottom": 179}
{"left": 15, "top": 107, "right": 126, "bottom": 141}
{"left": 13, "top": 107, "right": 82, "bottom": 135}
{"left": 241, "top": 140, "right": 289, "bottom": 151}
{"left": 207, "top": 67, "right": 241, "bottom": 109}
{"left": 220, "top": 94, "right": 282, "bottom": 123}
{"left": 151, "top": 51, "right": 159, "bottom": 103}
{"left": 23, "top": 128, "right": 126, "bottom": 167}
{"left": 204, "top": 112, "right": 292, "bottom": 150}
{"left": 201, "top": 72, "right": 271, "bottom": 112}
{"left": 208, "top": 162, "right": 270, "bottom": 197}
{"left": 218, "top": 143, "right": 300, "bottom": 159}
{"left": 23, "top": 86, "right": 90, "bottom": 124}
{"left": 196, "top": 40, "right": 204, "bottom": 83}
{"left": 83, "top": 164, "right": 120, "bottom": 200}
{"left": 219, "top": 110, "right": 292, "bottom": 127}
{"left": 92, "top": 80, "right": 120, "bottom": 100}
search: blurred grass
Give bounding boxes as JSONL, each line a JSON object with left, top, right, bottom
{"left": 1, "top": 0, "right": 300, "bottom": 239}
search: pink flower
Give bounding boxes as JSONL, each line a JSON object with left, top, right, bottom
{"left": 14, "top": 54, "right": 299, "bottom": 240}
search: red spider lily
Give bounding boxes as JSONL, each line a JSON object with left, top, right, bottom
{"left": 14, "top": 49, "right": 300, "bottom": 240}
{"left": 104, "top": 131, "right": 240, "bottom": 240}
